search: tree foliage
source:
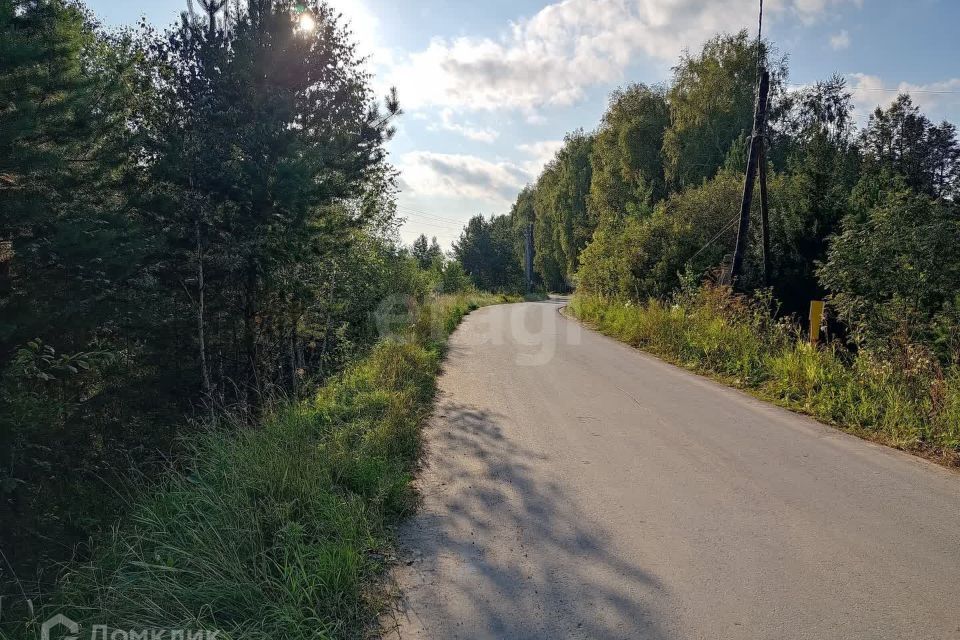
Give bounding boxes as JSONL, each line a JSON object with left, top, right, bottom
{"left": 819, "top": 181, "right": 960, "bottom": 354}
{"left": 511, "top": 28, "right": 960, "bottom": 367}
{"left": 453, "top": 214, "right": 522, "bottom": 292}
{"left": 589, "top": 83, "right": 670, "bottom": 223}
{"left": 662, "top": 31, "right": 784, "bottom": 190}
{"left": 412, "top": 233, "right": 443, "bottom": 270}
{"left": 860, "top": 95, "right": 960, "bottom": 199}
{"left": 0, "top": 0, "right": 424, "bottom": 599}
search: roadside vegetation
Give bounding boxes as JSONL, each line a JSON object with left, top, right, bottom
{"left": 508, "top": 32, "right": 960, "bottom": 465}
{"left": 0, "top": 0, "right": 532, "bottom": 631}
{"left": 11, "top": 292, "right": 510, "bottom": 639}
{"left": 571, "top": 288, "right": 960, "bottom": 462}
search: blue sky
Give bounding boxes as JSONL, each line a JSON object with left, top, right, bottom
{"left": 86, "top": 0, "right": 960, "bottom": 248}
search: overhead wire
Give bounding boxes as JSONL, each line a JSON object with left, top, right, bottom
{"left": 394, "top": 205, "right": 469, "bottom": 225}
{"left": 688, "top": 215, "right": 742, "bottom": 264}
{"left": 396, "top": 211, "right": 465, "bottom": 227}
{"left": 785, "top": 82, "right": 960, "bottom": 94}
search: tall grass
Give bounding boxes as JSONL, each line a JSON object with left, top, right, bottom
{"left": 14, "top": 292, "right": 511, "bottom": 640}
{"left": 570, "top": 287, "right": 960, "bottom": 461}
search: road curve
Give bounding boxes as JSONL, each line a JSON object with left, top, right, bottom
{"left": 385, "top": 299, "right": 960, "bottom": 640}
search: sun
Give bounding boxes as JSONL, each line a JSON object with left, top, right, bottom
{"left": 298, "top": 12, "right": 316, "bottom": 33}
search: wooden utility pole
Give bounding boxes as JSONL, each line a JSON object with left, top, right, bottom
{"left": 729, "top": 69, "right": 770, "bottom": 286}
{"left": 759, "top": 142, "right": 771, "bottom": 286}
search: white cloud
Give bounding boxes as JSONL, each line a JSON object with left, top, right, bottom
{"left": 792, "top": 0, "right": 862, "bottom": 24}
{"left": 829, "top": 29, "right": 850, "bottom": 50}
{"left": 326, "top": 0, "right": 394, "bottom": 69}
{"left": 517, "top": 139, "right": 565, "bottom": 175}
{"left": 428, "top": 109, "right": 500, "bottom": 143}
{"left": 384, "top": 0, "right": 861, "bottom": 115}
{"left": 399, "top": 152, "right": 530, "bottom": 202}
{"left": 398, "top": 142, "right": 571, "bottom": 206}
{"left": 850, "top": 73, "right": 960, "bottom": 123}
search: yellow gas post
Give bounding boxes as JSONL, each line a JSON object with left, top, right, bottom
{"left": 809, "top": 300, "right": 825, "bottom": 346}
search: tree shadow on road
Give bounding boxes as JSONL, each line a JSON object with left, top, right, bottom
{"left": 384, "top": 398, "right": 674, "bottom": 639}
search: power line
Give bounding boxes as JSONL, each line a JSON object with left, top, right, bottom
{"left": 397, "top": 204, "right": 453, "bottom": 220}
{"left": 394, "top": 202, "right": 459, "bottom": 219}
{"left": 786, "top": 82, "right": 960, "bottom": 95}
{"left": 394, "top": 205, "right": 468, "bottom": 226}
{"left": 688, "top": 214, "right": 741, "bottom": 264}
{"left": 396, "top": 214, "right": 463, "bottom": 229}
{"left": 399, "top": 219, "right": 463, "bottom": 232}
{"left": 396, "top": 216, "right": 464, "bottom": 232}
{"left": 396, "top": 213, "right": 464, "bottom": 228}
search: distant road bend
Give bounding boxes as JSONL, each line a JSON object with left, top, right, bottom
{"left": 386, "top": 298, "right": 960, "bottom": 640}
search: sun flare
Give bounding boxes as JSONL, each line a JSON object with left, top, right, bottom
{"left": 298, "top": 12, "right": 316, "bottom": 33}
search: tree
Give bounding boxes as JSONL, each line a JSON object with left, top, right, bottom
{"left": 860, "top": 95, "right": 959, "bottom": 200}
{"left": 453, "top": 215, "right": 522, "bottom": 292}
{"left": 526, "top": 131, "right": 594, "bottom": 289}
{"left": 0, "top": 0, "right": 140, "bottom": 356}
{"left": 138, "top": 0, "right": 400, "bottom": 405}
{"left": 0, "top": 0, "right": 151, "bottom": 595}
{"left": 509, "top": 185, "right": 536, "bottom": 280}
{"left": 662, "top": 31, "right": 785, "bottom": 190}
{"left": 589, "top": 83, "right": 670, "bottom": 223}
{"left": 411, "top": 234, "right": 443, "bottom": 270}
{"left": 766, "top": 75, "right": 860, "bottom": 312}
{"left": 0, "top": 0, "right": 408, "bottom": 596}
{"left": 818, "top": 181, "right": 960, "bottom": 352}
{"left": 438, "top": 260, "right": 472, "bottom": 293}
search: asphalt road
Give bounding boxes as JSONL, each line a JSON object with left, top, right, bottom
{"left": 385, "top": 299, "right": 960, "bottom": 640}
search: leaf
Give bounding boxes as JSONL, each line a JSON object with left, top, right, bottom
{"left": 1, "top": 477, "right": 24, "bottom": 494}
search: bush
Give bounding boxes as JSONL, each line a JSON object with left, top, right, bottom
{"left": 818, "top": 180, "right": 960, "bottom": 359}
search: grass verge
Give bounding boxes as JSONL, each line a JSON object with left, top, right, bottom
{"left": 569, "top": 286, "right": 960, "bottom": 467}
{"left": 11, "top": 292, "right": 513, "bottom": 639}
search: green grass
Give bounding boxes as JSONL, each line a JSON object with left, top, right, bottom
{"left": 570, "top": 287, "right": 960, "bottom": 462}
{"left": 13, "top": 292, "right": 511, "bottom": 640}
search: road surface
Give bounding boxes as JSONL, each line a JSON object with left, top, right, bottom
{"left": 385, "top": 299, "right": 960, "bottom": 639}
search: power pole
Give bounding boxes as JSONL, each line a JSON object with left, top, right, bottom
{"left": 759, "top": 142, "right": 771, "bottom": 286}
{"left": 729, "top": 69, "right": 770, "bottom": 286}
{"left": 524, "top": 222, "right": 534, "bottom": 292}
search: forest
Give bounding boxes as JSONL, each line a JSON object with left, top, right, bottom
{"left": 0, "top": 1, "right": 509, "bottom": 635}
{"left": 510, "top": 31, "right": 960, "bottom": 462}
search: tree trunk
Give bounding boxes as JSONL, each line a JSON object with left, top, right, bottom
{"left": 290, "top": 320, "right": 299, "bottom": 398}
{"left": 195, "top": 220, "right": 212, "bottom": 399}
{"left": 319, "top": 265, "right": 337, "bottom": 377}
{"left": 243, "top": 256, "right": 259, "bottom": 408}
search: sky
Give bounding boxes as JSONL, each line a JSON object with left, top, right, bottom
{"left": 85, "top": 0, "right": 960, "bottom": 249}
